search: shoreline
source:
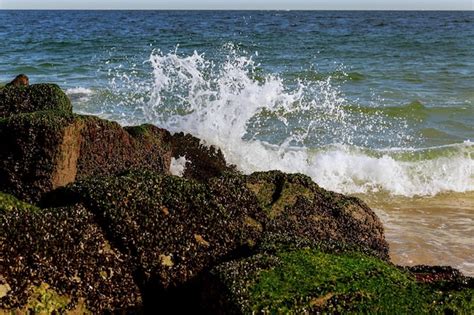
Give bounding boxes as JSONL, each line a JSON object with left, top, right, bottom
{"left": 360, "top": 191, "right": 474, "bottom": 276}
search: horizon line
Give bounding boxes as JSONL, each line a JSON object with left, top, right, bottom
{"left": 1, "top": 8, "right": 473, "bottom": 11}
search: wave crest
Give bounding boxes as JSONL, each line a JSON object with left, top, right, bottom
{"left": 97, "top": 46, "right": 473, "bottom": 197}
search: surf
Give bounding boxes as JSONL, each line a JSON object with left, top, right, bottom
{"left": 70, "top": 46, "right": 473, "bottom": 198}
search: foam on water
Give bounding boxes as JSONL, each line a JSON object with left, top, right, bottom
{"left": 109, "top": 47, "right": 473, "bottom": 197}
{"left": 305, "top": 143, "right": 472, "bottom": 196}
{"left": 66, "top": 87, "right": 95, "bottom": 102}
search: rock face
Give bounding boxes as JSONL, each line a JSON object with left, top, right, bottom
{"left": 0, "top": 83, "right": 71, "bottom": 117}
{"left": 45, "top": 172, "right": 264, "bottom": 286}
{"left": 0, "top": 82, "right": 237, "bottom": 202}
{"left": 246, "top": 171, "right": 389, "bottom": 260}
{"left": 76, "top": 120, "right": 171, "bottom": 180}
{"left": 0, "top": 110, "right": 171, "bottom": 203}
{"left": 42, "top": 171, "right": 264, "bottom": 311}
{"left": 0, "top": 193, "right": 142, "bottom": 313}
{"left": 38, "top": 169, "right": 391, "bottom": 311}
{"left": 5, "top": 74, "right": 29, "bottom": 88}
{"left": 170, "top": 132, "right": 235, "bottom": 181}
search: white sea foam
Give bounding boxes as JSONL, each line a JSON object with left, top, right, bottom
{"left": 304, "top": 144, "right": 473, "bottom": 196}
{"left": 170, "top": 156, "right": 189, "bottom": 177}
{"left": 110, "top": 47, "right": 473, "bottom": 197}
{"left": 66, "top": 87, "right": 95, "bottom": 101}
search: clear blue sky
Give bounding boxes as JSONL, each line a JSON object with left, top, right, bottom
{"left": 1, "top": 0, "right": 472, "bottom": 10}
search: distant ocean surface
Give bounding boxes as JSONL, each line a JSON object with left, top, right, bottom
{"left": 1, "top": 11, "right": 473, "bottom": 274}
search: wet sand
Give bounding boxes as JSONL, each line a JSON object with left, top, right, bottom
{"left": 357, "top": 192, "right": 473, "bottom": 276}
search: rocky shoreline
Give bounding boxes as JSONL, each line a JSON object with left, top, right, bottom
{"left": 0, "top": 80, "right": 472, "bottom": 313}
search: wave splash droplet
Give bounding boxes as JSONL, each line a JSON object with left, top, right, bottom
{"left": 108, "top": 46, "right": 473, "bottom": 197}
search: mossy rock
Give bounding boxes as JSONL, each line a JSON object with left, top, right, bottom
{"left": 0, "top": 111, "right": 171, "bottom": 203}
{"left": 0, "top": 191, "right": 39, "bottom": 214}
{"left": 0, "top": 204, "right": 142, "bottom": 313}
{"left": 203, "top": 247, "right": 474, "bottom": 314}
{"left": 1, "top": 283, "right": 86, "bottom": 314}
{"left": 245, "top": 171, "right": 389, "bottom": 260}
{"left": 0, "top": 83, "right": 72, "bottom": 117}
{"left": 40, "top": 170, "right": 395, "bottom": 311}
{"left": 24, "top": 283, "right": 71, "bottom": 314}
{"left": 43, "top": 170, "right": 264, "bottom": 309}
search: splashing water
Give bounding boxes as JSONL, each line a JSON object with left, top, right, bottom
{"left": 84, "top": 46, "right": 473, "bottom": 197}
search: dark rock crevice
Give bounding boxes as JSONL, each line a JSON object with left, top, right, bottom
{"left": 269, "top": 172, "right": 285, "bottom": 207}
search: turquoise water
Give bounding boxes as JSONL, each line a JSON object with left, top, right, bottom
{"left": 1, "top": 10, "right": 473, "bottom": 274}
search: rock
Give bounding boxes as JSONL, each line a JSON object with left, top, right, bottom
{"left": 2, "top": 78, "right": 469, "bottom": 313}
{"left": 43, "top": 170, "right": 264, "bottom": 311}
{"left": 0, "top": 194, "right": 142, "bottom": 313}
{"left": 1, "top": 283, "right": 88, "bottom": 314}
{"left": 0, "top": 111, "right": 79, "bottom": 202}
{"left": 405, "top": 265, "right": 474, "bottom": 288}
{"left": 0, "top": 111, "right": 171, "bottom": 203}
{"left": 0, "top": 83, "right": 72, "bottom": 117}
{"left": 202, "top": 245, "right": 474, "bottom": 314}
{"left": 5, "top": 74, "right": 29, "bottom": 88}
{"left": 170, "top": 132, "right": 236, "bottom": 182}
{"left": 245, "top": 171, "right": 389, "bottom": 260}
{"left": 77, "top": 121, "right": 171, "bottom": 179}
{"left": 40, "top": 169, "right": 395, "bottom": 311}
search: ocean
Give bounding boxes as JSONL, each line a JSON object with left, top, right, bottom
{"left": 0, "top": 10, "right": 472, "bottom": 274}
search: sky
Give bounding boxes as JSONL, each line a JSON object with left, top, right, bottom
{"left": 0, "top": 0, "right": 472, "bottom": 10}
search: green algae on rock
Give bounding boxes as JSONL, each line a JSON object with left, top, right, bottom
{"left": 0, "top": 203, "right": 142, "bottom": 313}
{"left": 5, "top": 283, "right": 77, "bottom": 314}
{"left": 0, "top": 83, "right": 72, "bottom": 117}
{"left": 0, "top": 191, "right": 39, "bottom": 214}
{"left": 203, "top": 247, "right": 474, "bottom": 314}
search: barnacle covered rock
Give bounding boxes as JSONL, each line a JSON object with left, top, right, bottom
{"left": 245, "top": 170, "right": 389, "bottom": 260}
{"left": 405, "top": 265, "right": 474, "bottom": 288}
{"left": 2, "top": 79, "right": 471, "bottom": 314}
{"left": 0, "top": 111, "right": 171, "bottom": 203}
{"left": 0, "top": 83, "right": 72, "bottom": 117}
{"left": 170, "top": 132, "right": 236, "bottom": 182}
{"left": 0, "top": 201, "right": 142, "bottom": 313}
{"left": 43, "top": 170, "right": 264, "bottom": 308}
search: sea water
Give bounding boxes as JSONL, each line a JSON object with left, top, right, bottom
{"left": 0, "top": 10, "right": 472, "bottom": 274}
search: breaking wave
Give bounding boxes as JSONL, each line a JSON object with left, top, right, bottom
{"left": 89, "top": 46, "right": 473, "bottom": 197}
